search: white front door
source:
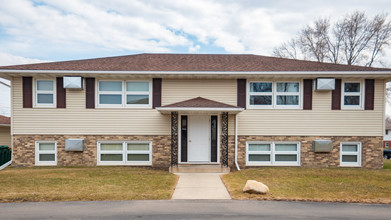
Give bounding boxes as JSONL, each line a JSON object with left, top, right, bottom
{"left": 188, "top": 115, "right": 210, "bottom": 162}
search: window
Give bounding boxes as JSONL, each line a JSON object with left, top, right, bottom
{"left": 35, "top": 79, "right": 55, "bottom": 107}
{"left": 97, "top": 141, "right": 152, "bottom": 165}
{"left": 35, "top": 141, "right": 57, "bottom": 165}
{"left": 386, "top": 142, "right": 389, "bottom": 148}
{"left": 246, "top": 142, "right": 300, "bottom": 166}
{"left": 340, "top": 142, "right": 361, "bottom": 167}
{"left": 98, "top": 81, "right": 151, "bottom": 108}
{"left": 386, "top": 130, "right": 388, "bottom": 135}
{"left": 249, "top": 82, "right": 273, "bottom": 107}
{"left": 276, "top": 82, "right": 300, "bottom": 106}
{"left": 98, "top": 81, "right": 123, "bottom": 106}
{"left": 126, "top": 82, "right": 150, "bottom": 106}
{"left": 248, "top": 81, "right": 301, "bottom": 109}
{"left": 342, "top": 81, "right": 363, "bottom": 109}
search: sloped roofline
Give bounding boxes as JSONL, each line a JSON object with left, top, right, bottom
{"left": 0, "top": 53, "right": 390, "bottom": 72}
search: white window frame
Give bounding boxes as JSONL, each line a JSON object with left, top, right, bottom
{"left": 275, "top": 82, "right": 301, "bottom": 109}
{"left": 97, "top": 80, "right": 124, "bottom": 108}
{"left": 125, "top": 81, "right": 152, "bottom": 108}
{"left": 97, "top": 80, "right": 152, "bottom": 108}
{"left": 248, "top": 81, "right": 274, "bottom": 109}
{"left": 246, "top": 141, "right": 301, "bottom": 166}
{"left": 97, "top": 141, "right": 152, "bottom": 166}
{"left": 247, "top": 81, "right": 302, "bottom": 109}
{"left": 341, "top": 80, "right": 364, "bottom": 110}
{"left": 386, "top": 142, "right": 389, "bottom": 148}
{"left": 340, "top": 142, "right": 361, "bottom": 167}
{"left": 34, "top": 79, "right": 56, "bottom": 108}
{"left": 35, "top": 141, "right": 57, "bottom": 166}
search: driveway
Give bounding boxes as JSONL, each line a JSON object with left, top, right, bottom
{"left": 0, "top": 200, "right": 388, "bottom": 219}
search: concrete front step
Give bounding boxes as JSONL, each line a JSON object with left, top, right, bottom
{"left": 170, "top": 164, "right": 230, "bottom": 173}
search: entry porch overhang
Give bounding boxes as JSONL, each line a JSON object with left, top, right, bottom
{"left": 156, "top": 97, "right": 244, "bottom": 114}
{"left": 162, "top": 97, "right": 238, "bottom": 169}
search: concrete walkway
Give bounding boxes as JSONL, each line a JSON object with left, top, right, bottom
{"left": 171, "top": 173, "right": 231, "bottom": 200}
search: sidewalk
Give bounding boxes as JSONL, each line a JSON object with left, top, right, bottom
{"left": 171, "top": 173, "right": 231, "bottom": 200}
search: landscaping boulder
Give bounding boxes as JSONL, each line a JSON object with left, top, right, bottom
{"left": 243, "top": 180, "right": 269, "bottom": 194}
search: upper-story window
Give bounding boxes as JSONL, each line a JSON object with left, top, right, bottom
{"left": 98, "top": 80, "right": 151, "bottom": 108}
{"left": 35, "top": 79, "right": 56, "bottom": 107}
{"left": 342, "top": 81, "right": 363, "bottom": 109}
{"left": 248, "top": 81, "right": 301, "bottom": 109}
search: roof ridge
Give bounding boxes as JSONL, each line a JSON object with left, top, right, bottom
{"left": 0, "top": 53, "right": 390, "bottom": 71}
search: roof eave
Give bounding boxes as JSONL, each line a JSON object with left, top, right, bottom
{"left": 2, "top": 70, "right": 391, "bottom": 80}
{"left": 156, "top": 107, "right": 244, "bottom": 114}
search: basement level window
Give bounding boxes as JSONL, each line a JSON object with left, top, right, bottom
{"left": 340, "top": 142, "right": 361, "bottom": 167}
{"left": 246, "top": 142, "right": 301, "bottom": 166}
{"left": 97, "top": 141, "right": 152, "bottom": 166}
{"left": 35, "top": 141, "right": 57, "bottom": 166}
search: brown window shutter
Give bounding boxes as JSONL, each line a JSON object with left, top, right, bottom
{"left": 22, "top": 77, "right": 33, "bottom": 108}
{"left": 152, "top": 78, "right": 162, "bottom": 109}
{"left": 56, "top": 77, "right": 66, "bottom": 108}
{"left": 332, "top": 79, "right": 341, "bottom": 110}
{"left": 85, "top": 78, "right": 95, "bottom": 109}
{"left": 237, "top": 79, "right": 246, "bottom": 109}
{"left": 303, "top": 79, "right": 313, "bottom": 110}
{"left": 365, "top": 79, "right": 375, "bottom": 110}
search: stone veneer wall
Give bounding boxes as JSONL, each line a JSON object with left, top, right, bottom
{"left": 13, "top": 135, "right": 171, "bottom": 167}
{"left": 13, "top": 134, "right": 383, "bottom": 169}
{"left": 228, "top": 136, "right": 383, "bottom": 170}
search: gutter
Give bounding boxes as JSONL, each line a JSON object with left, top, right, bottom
{"left": 235, "top": 114, "right": 240, "bottom": 171}
{"left": 1, "top": 69, "right": 391, "bottom": 75}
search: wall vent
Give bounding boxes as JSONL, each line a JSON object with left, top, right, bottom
{"left": 313, "top": 140, "right": 333, "bottom": 152}
{"left": 63, "top": 76, "right": 83, "bottom": 89}
{"left": 315, "top": 78, "right": 335, "bottom": 91}
{"left": 65, "top": 139, "right": 85, "bottom": 151}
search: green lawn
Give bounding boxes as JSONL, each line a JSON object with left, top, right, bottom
{"left": 222, "top": 161, "right": 391, "bottom": 204}
{"left": 0, "top": 167, "right": 178, "bottom": 203}
{"left": 384, "top": 159, "right": 391, "bottom": 169}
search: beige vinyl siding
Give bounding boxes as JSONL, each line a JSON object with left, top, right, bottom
{"left": 11, "top": 77, "right": 385, "bottom": 137}
{"left": 238, "top": 79, "right": 385, "bottom": 136}
{"left": 162, "top": 79, "right": 237, "bottom": 106}
{"left": 0, "top": 126, "right": 11, "bottom": 147}
{"left": 12, "top": 77, "right": 170, "bottom": 135}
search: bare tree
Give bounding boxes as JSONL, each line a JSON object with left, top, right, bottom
{"left": 273, "top": 11, "right": 391, "bottom": 67}
{"left": 366, "top": 13, "right": 391, "bottom": 67}
{"left": 299, "top": 18, "right": 330, "bottom": 62}
{"left": 272, "top": 39, "right": 299, "bottom": 59}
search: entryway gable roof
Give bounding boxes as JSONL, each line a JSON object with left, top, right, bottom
{"left": 156, "top": 97, "right": 244, "bottom": 114}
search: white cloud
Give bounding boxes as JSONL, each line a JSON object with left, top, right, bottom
{"left": 0, "top": 51, "right": 49, "bottom": 66}
{"left": 0, "top": 52, "right": 49, "bottom": 117}
{"left": 0, "top": 0, "right": 390, "bottom": 58}
{"left": 188, "top": 44, "right": 200, "bottom": 53}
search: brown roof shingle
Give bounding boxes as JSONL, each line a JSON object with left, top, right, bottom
{"left": 0, "top": 53, "right": 390, "bottom": 72}
{"left": 0, "top": 115, "right": 10, "bottom": 125}
{"left": 160, "top": 97, "right": 240, "bottom": 108}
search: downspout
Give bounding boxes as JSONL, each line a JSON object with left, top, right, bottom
{"left": 235, "top": 113, "right": 240, "bottom": 171}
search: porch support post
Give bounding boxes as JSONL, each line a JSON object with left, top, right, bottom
{"left": 171, "top": 111, "right": 178, "bottom": 167}
{"left": 221, "top": 112, "right": 229, "bottom": 167}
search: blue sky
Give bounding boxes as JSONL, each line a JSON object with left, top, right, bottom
{"left": 0, "top": 0, "right": 391, "bottom": 116}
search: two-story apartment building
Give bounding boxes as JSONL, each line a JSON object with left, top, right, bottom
{"left": 0, "top": 54, "right": 390, "bottom": 170}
